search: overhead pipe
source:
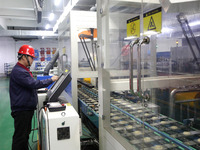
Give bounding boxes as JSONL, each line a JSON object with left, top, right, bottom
{"left": 137, "top": 36, "right": 150, "bottom": 93}
{"left": 129, "top": 38, "right": 139, "bottom": 92}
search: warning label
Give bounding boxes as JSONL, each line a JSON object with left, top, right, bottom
{"left": 143, "top": 7, "right": 162, "bottom": 34}
{"left": 148, "top": 16, "right": 156, "bottom": 30}
{"left": 127, "top": 16, "right": 140, "bottom": 38}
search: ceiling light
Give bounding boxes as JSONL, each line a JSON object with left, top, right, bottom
{"left": 53, "top": 0, "right": 80, "bottom": 32}
{"left": 124, "top": 36, "right": 138, "bottom": 40}
{"left": 45, "top": 24, "right": 50, "bottom": 30}
{"left": 170, "top": 0, "right": 198, "bottom": 3}
{"left": 49, "top": 13, "right": 55, "bottom": 21}
{"left": 54, "top": 0, "right": 62, "bottom": 6}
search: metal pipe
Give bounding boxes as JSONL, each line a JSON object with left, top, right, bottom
{"left": 137, "top": 43, "right": 141, "bottom": 92}
{"left": 79, "top": 37, "right": 94, "bottom": 71}
{"left": 137, "top": 36, "right": 150, "bottom": 93}
{"left": 169, "top": 87, "right": 200, "bottom": 118}
{"left": 82, "top": 38, "right": 96, "bottom": 71}
{"left": 129, "top": 45, "right": 134, "bottom": 92}
{"left": 129, "top": 38, "right": 139, "bottom": 92}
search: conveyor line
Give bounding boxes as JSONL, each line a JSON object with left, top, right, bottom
{"left": 78, "top": 83, "right": 200, "bottom": 150}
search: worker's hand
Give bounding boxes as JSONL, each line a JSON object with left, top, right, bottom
{"left": 51, "top": 76, "right": 59, "bottom": 82}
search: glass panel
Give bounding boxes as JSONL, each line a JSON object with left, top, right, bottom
{"left": 100, "top": 0, "right": 200, "bottom": 149}
{"left": 78, "top": 28, "right": 98, "bottom": 71}
{"left": 108, "top": 1, "right": 146, "bottom": 149}
{"left": 58, "top": 27, "right": 71, "bottom": 73}
{"left": 144, "top": 1, "right": 200, "bottom": 150}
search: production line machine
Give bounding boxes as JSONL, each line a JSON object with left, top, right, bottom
{"left": 37, "top": 71, "right": 81, "bottom": 150}
{"left": 78, "top": 81, "right": 200, "bottom": 150}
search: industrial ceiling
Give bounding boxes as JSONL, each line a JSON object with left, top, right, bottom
{"left": 0, "top": 0, "right": 199, "bottom": 39}
{"left": 0, "top": 0, "right": 96, "bottom": 30}
{"left": 0, "top": 0, "right": 96, "bottom": 39}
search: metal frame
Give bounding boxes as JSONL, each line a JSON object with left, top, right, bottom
{"left": 97, "top": 0, "right": 200, "bottom": 150}
{"left": 97, "top": 0, "right": 138, "bottom": 149}
{"left": 58, "top": 10, "right": 97, "bottom": 111}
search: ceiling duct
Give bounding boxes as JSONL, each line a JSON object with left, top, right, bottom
{"left": 33, "top": 0, "right": 44, "bottom": 23}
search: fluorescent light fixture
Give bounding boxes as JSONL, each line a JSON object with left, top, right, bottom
{"left": 189, "top": 21, "right": 200, "bottom": 27}
{"left": 45, "top": 24, "right": 50, "bottom": 30}
{"left": 54, "top": 0, "right": 62, "bottom": 6}
{"left": 144, "top": 31, "right": 159, "bottom": 35}
{"left": 170, "top": 0, "right": 198, "bottom": 3}
{"left": 49, "top": 13, "right": 55, "bottom": 21}
{"left": 53, "top": 0, "right": 79, "bottom": 32}
{"left": 124, "top": 36, "right": 138, "bottom": 40}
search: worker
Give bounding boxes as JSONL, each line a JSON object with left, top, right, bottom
{"left": 9, "top": 45, "right": 59, "bottom": 150}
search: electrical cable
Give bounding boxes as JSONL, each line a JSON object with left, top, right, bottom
{"left": 37, "top": 106, "right": 45, "bottom": 149}
{"left": 31, "top": 112, "right": 38, "bottom": 143}
{"left": 28, "top": 111, "right": 38, "bottom": 150}
{"left": 28, "top": 111, "right": 37, "bottom": 150}
{"left": 25, "top": 55, "right": 31, "bottom": 67}
{"left": 110, "top": 40, "right": 132, "bottom": 67}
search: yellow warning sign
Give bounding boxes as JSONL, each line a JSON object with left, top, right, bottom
{"left": 143, "top": 7, "right": 162, "bottom": 34}
{"left": 127, "top": 16, "right": 140, "bottom": 38}
{"left": 148, "top": 16, "right": 156, "bottom": 30}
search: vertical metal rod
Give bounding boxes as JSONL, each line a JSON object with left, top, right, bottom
{"left": 91, "top": 39, "right": 96, "bottom": 68}
{"left": 129, "top": 39, "right": 139, "bottom": 92}
{"left": 94, "top": 42, "right": 98, "bottom": 64}
{"left": 129, "top": 45, "right": 134, "bottom": 92}
{"left": 82, "top": 38, "right": 96, "bottom": 71}
{"left": 79, "top": 37, "right": 94, "bottom": 71}
{"left": 137, "top": 44, "right": 141, "bottom": 93}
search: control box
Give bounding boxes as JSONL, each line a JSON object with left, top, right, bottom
{"left": 40, "top": 102, "right": 80, "bottom": 150}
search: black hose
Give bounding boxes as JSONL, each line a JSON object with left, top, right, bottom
{"left": 43, "top": 50, "right": 59, "bottom": 75}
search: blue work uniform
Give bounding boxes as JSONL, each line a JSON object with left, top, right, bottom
{"left": 9, "top": 62, "right": 53, "bottom": 112}
{"left": 9, "top": 62, "right": 53, "bottom": 150}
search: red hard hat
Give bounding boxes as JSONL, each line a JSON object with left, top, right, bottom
{"left": 18, "top": 45, "right": 35, "bottom": 58}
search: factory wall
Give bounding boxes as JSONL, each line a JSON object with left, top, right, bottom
{"left": 0, "top": 37, "right": 16, "bottom": 76}
{"left": 0, "top": 37, "right": 58, "bottom": 75}
{"left": 16, "top": 39, "right": 58, "bottom": 70}
{"left": 157, "top": 38, "right": 182, "bottom": 52}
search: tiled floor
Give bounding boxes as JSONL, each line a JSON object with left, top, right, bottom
{"left": 0, "top": 77, "right": 37, "bottom": 150}
{"left": 0, "top": 77, "right": 13, "bottom": 150}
